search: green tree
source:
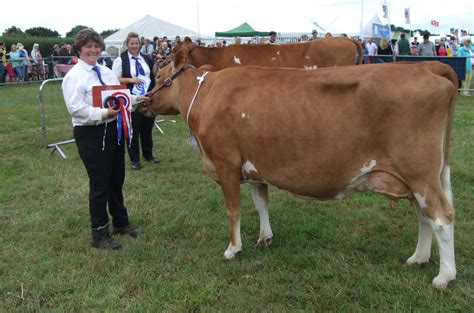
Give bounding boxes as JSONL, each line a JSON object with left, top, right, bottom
{"left": 100, "top": 29, "right": 119, "bottom": 39}
{"left": 2, "top": 26, "right": 23, "bottom": 36}
{"left": 65, "top": 25, "right": 90, "bottom": 38}
{"left": 25, "top": 27, "right": 60, "bottom": 38}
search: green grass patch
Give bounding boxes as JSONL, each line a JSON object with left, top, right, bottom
{"left": 0, "top": 83, "right": 473, "bottom": 311}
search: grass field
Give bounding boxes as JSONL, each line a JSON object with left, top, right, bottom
{"left": 0, "top": 82, "right": 473, "bottom": 311}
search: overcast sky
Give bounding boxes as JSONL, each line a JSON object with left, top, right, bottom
{"left": 2, "top": 0, "right": 473, "bottom": 37}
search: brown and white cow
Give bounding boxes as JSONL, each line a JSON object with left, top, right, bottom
{"left": 144, "top": 49, "right": 458, "bottom": 288}
{"left": 170, "top": 36, "right": 362, "bottom": 70}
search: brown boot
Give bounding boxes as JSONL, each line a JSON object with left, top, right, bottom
{"left": 91, "top": 224, "right": 121, "bottom": 250}
{"left": 112, "top": 224, "right": 141, "bottom": 238}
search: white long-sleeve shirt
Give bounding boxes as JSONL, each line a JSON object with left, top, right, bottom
{"left": 62, "top": 59, "right": 138, "bottom": 126}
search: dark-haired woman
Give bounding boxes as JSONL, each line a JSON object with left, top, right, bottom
{"left": 62, "top": 29, "right": 149, "bottom": 249}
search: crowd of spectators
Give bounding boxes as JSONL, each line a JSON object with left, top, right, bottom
{"left": 1, "top": 30, "right": 473, "bottom": 93}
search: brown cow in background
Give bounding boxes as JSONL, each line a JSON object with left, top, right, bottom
{"left": 170, "top": 36, "right": 362, "bottom": 70}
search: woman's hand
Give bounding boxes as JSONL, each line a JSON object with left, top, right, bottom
{"left": 106, "top": 107, "right": 120, "bottom": 118}
{"left": 137, "top": 95, "right": 151, "bottom": 105}
{"left": 131, "top": 77, "right": 143, "bottom": 85}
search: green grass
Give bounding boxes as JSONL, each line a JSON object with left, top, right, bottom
{"left": 1, "top": 82, "right": 473, "bottom": 311}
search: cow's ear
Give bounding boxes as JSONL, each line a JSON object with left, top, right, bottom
{"left": 183, "top": 36, "right": 193, "bottom": 43}
{"left": 174, "top": 48, "right": 189, "bottom": 70}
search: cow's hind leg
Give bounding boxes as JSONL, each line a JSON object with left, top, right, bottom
{"left": 408, "top": 183, "right": 456, "bottom": 288}
{"left": 218, "top": 167, "right": 243, "bottom": 260}
{"left": 251, "top": 183, "right": 273, "bottom": 247}
{"left": 406, "top": 205, "right": 433, "bottom": 265}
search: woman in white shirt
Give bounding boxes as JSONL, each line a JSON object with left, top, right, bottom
{"left": 62, "top": 28, "right": 149, "bottom": 250}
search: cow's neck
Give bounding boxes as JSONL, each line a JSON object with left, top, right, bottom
{"left": 175, "top": 69, "right": 207, "bottom": 130}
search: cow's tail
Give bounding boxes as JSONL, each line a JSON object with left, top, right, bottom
{"left": 352, "top": 39, "right": 363, "bottom": 65}
{"left": 441, "top": 66, "right": 458, "bottom": 207}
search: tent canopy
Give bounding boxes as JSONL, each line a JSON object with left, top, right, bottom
{"left": 215, "top": 22, "right": 269, "bottom": 37}
{"left": 104, "top": 15, "right": 197, "bottom": 55}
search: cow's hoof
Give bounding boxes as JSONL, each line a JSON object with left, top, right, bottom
{"left": 432, "top": 273, "right": 456, "bottom": 289}
{"left": 256, "top": 236, "right": 273, "bottom": 247}
{"left": 223, "top": 244, "right": 242, "bottom": 260}
{"left": 406, "top": 254, "right": 430, "bottom": 266}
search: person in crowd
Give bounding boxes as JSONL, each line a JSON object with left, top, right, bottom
{"left": 234, "top": 37, "right": 241, "bottom": 45}
{"left": 411, "top": 37, "right": 419, "bottom": 46}
{"left": 417, "top": 34, "right": 436, "bottom": 56}
{"left": 390, "top": 39, "right": 399, "bottom": 55}
{"left": 9, "top": 44, "right": 25, "bottom": 82}
{"left": 60, "top": 43, "right": 75, "bottom": 64}
{"left": 365, "top": 37, "right": 378, "bottom": 64}
{"left": 0, "top": 42, "right": 6, "bottom": 84}
{"left": 410, "top": 44, "right": 419, "bottom": 55}
{"left": 448, "top": 36, "right": 458, "bottom": 56}
{"left": 151, "top": 51, "right": 164, "bottom": 75}
{"left": 62, "top": 28, "right": 148, "bottom": 249}
{"left": 436, "top": 37, "right": 449, "bottom": 56}
{"left": 378, "top": 38, "right": 393, "bottom": 56}
{"left": 161, "top": 41, "right": 171, "bottom": 56}
{"left": 215, "top": 40, "right": 223, "bottom": 48}
{"left": 458, "top": 37, "right": 473, "bottom": 96}
{"left": 140, "top": 38, "right": 154, "bottom": 55}
{"left": 397, "top": 33, "right": 411, "bottom": 55}
{"left": 268, "top": 31, "right": 279, "bottom": 44}
{"left": 311, "top": 29, "right": 318, "bottom": 40}
{"left": 175, "top": 36, "right": 181, "bottom": 44}
{"left": 30, "top": 43, "right": 46, "bottom": 80}
{"left": 98, "top": 51, "right": 113, "bottom": 69}
{"left": 16, "top": 43, "right": 31, "bottom": 81}
{"left": 112, "top": 32, "right": 159, "bottom": 170}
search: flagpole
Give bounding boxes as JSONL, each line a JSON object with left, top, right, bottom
{"left": 360, "top": 0, "right": 364, "bottom": 38}
{"left": 196, "top": 0, "right": 201, "bottom": 37}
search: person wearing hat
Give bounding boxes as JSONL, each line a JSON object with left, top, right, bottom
{"left": 311, "top": 29, "right": 318, "bottom": 40}
{"left": 417, "top": 34, "right": 436, "bottom": 56}
{"left": 268, "top": 31, "right": 279, "bottom": 45}
{"left": 458, "top": 37, "right": 473, "bottom": 96}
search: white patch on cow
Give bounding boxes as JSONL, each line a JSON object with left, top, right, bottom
{"left": 414, "top": 193, "right": 427, "bottom": 209}
{"left": 223, "top": 217, "right": 242, "bottom": 260}
{"left": 430, "top": 218, "right": 456, "bottom": 288}
{"left": 361, "top": 159, "right": 377, "bottom": 174}
{"left": 277, "top": 51, "right": 280, "bottom": 55}
{"left": 304, "top": 65, "right": 318, "bottom": 70}
{"left": 305, "top": 56, "right": 310, "bottom": 59}
{"left": 234, "top": 56, "right": 241, "bottom": 64}
{"left": 442, "top": 165, "right": 453, "bottom": 206}
{"left": 271, "top": 57, "right": 276, "bottom": 61}
{"left": 242, "top": 161, "right": 258, "bottom": 174}
{"left": 241, "top": 112, "right": 246, "bottom": 118}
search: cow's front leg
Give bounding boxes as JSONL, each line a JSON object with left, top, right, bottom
{"left": 218, "top": 168, "right": 242, "bottom": 260}
{"left": 251, "top": 183, "right": 273, "bottom": 247}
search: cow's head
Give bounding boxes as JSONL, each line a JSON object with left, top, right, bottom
{"left": 140, "top": 48, "right": 191, "bottom": 117}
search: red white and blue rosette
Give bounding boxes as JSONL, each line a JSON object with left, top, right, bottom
{"left": 110, "top": 91, "right": 132, "bottom": 145}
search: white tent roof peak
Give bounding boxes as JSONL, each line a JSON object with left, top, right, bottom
{"left": 104, "top": 15, "right": 197, "bottom": 43}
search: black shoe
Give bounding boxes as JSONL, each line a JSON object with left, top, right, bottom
{"left": 112, "top": 224, "right": 142, "bottom": 238}
{"left": 91, "top": 225, "right": 121, "bottom": 250}
{"left": 131, "top": 161, "right": 142, "bottom": 170}
{"left": 145, "top": 157, "right": 161, "bottom": 164}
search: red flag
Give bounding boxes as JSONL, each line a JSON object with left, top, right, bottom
{"left": 431, "top": 20, "right": 439, "bottom": 27}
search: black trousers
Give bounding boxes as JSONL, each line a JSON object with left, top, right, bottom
{"left": 127, "top": 110, "right": 156, "bottom": 163}
{"left": 74, "top": 122, "right": 129, "bottom": 229}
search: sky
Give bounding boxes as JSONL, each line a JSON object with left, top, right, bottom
{"left": 2, "top": 0, "right": 473, "bottom": 38}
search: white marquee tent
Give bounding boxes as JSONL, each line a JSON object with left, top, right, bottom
{"left": 104, "top": 15, "right": 197, "bottom": 55}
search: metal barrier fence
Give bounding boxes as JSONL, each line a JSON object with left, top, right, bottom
{"left": 38, "top": 78, "right": 75, "bottom": 159}
{"left": 38, "top": 78, "right": 166, "bottom": 159}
